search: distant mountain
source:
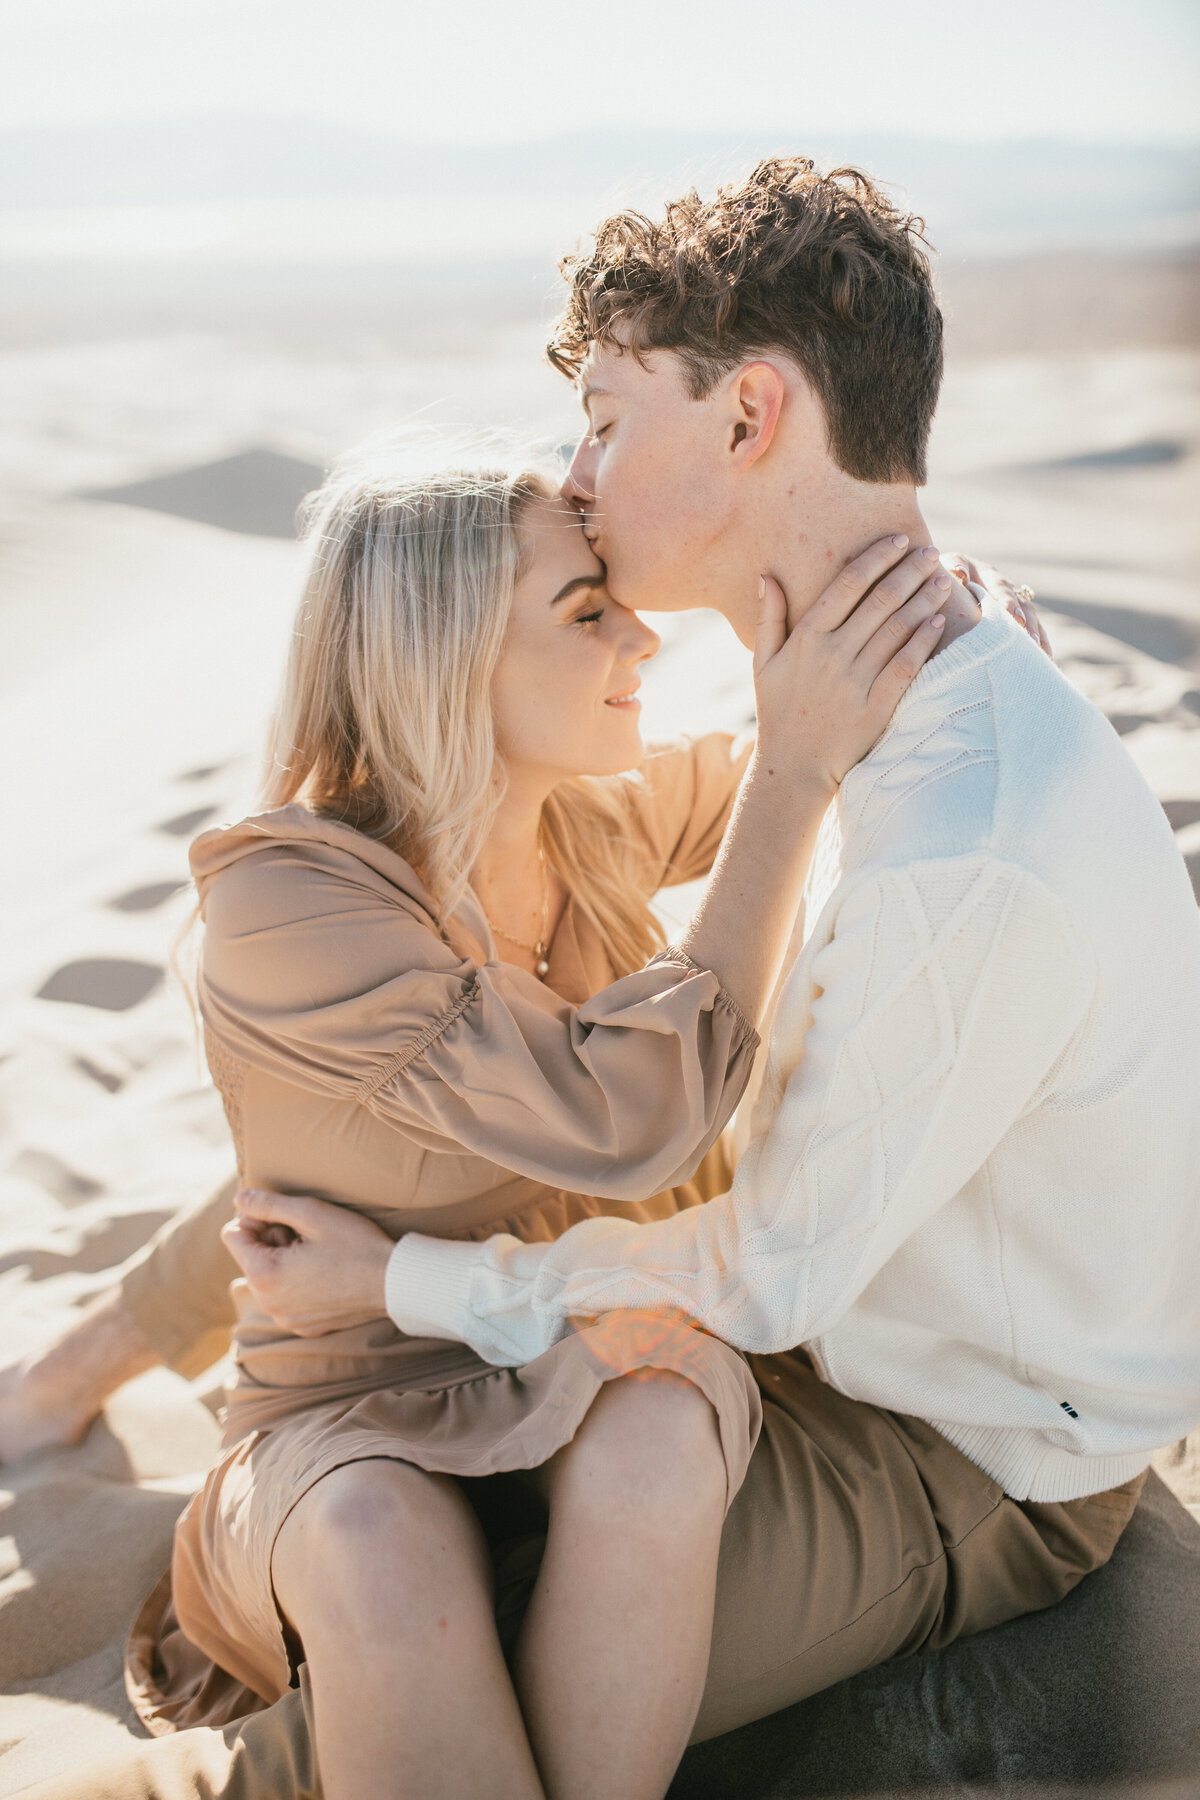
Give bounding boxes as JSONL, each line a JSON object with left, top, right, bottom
{"left": 2, "top": 117, "right": 1197, "bottom": 248}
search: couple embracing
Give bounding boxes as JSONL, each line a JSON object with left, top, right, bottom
{"left": 16, "top": 158, "right": 1200, "bottom": 1800}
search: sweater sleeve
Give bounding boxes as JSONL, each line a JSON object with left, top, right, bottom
{"left": 385, "top": 856, "right": 1095, "bottom": 1362}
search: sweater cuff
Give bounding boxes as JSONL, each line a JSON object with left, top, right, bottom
{"left": 385, "top": 1233, "right": 486, "bottom": 1343}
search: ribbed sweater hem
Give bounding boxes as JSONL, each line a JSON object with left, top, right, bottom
{"left": 386, "top": 1234, "right": 488, "bottom": 1345}
{"left": 927, "top": 1418, "right": 1150, "bottom": 1503}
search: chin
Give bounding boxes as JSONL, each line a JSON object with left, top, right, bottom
{"left": 588, "top": 727, "right": 645, "bottom": 776}
{"left": 617, "top": 568, "right": 695, "bottom": 616}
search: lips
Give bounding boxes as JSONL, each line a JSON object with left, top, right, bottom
{"left": 604, "top": 684, "right": 641, "bottom": 708}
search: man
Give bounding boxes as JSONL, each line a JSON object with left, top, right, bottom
{"left": 14, "top": 158, "right": 1200, "bottom": 1797}
{"left": 374, "top": 160, "right": 1200, "bottom": 1497}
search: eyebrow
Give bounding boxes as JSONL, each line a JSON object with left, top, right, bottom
{"left": 551, "top": 574, "right": 605, "bottom": 607}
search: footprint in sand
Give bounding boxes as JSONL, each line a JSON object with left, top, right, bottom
{"left": 155, "top": 806, "right": 219, "bottom": 838}
{"left": 107, "top": 880, "right": 189, "bottom": 913}
{"left": 10, "top": 1148, "right": 104, "bottom": 1206}
{"left": 1034, "top": 438, "right": 1186, "bottom": 473}
{"left": 37, "top": 958, "right": 163, "bottom": 1012}
{"left": 72, "top": 1055, "right": 125, "bottom": 1094}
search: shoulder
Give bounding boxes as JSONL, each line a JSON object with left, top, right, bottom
{"left": 829, "top": 854, "right": 1093, "bottom": 986}
{"left": 192, "top": 806, "right": 463, "bottom": 1002}
{"left": 608, "top": 732, "right": 752, "bottom": 850}
{"left": 629, "top": 733, "right": 752, "bottom": 804}
{"left": 192, "top": 805, "right": 437, "bottom": 929}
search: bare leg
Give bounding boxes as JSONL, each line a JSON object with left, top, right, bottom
{"left": 0, "top": 1288, "right": 159, "bottom": 1462}
{"left": 515, "top": 1371, "right": 727, "bottom": 1800}
{"left": 272, "top": 1460, "right": 545, "bottom": 1800}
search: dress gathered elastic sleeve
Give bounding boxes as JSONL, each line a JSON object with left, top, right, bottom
{"left": 198, "top": 845, "right": 759, "bottom": 1203}
{"left": 622, "top": 733, "right": 754, "bottom": 886}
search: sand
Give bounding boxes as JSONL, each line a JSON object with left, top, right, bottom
{"left": 0, "top": 263, "right": 1197, "bottom": 1794}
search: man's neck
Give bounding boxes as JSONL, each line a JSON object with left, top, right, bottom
{"left": 721, "top": 478, "right": 978, "bottom": 652}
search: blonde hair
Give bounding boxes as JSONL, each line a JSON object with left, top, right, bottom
{"left": 264, "top": 455, "right": 665, "bottom": 977}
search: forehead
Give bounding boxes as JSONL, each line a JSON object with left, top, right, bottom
{"left": 517, "top": 493, "right": 601, "bottom": 569}
{"left": 578, "top": 341, "right": 689, "bottom": 409}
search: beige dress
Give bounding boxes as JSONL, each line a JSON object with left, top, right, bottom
{"left": 129, "top": 735, "right": 765, "bottom": 1731}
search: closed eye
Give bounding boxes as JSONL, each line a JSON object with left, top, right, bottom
{"left": 573, "top": 608, "right": 605, "bottom": 627}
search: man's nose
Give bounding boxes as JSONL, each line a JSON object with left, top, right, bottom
{"left": 563, "top": 437, "right": 596, "bottom": 506}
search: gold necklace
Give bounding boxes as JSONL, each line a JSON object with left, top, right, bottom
{"left": 488, "top": 842, "right": 551, "bottom": 978}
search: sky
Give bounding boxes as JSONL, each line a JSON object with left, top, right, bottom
{"left": 2, "top": 0, "right": 1197, "bottom": 145}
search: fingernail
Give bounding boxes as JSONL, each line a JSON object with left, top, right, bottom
{"left": 930, "top": 615, "right": 946, "bottom": 629}
{"left": 757, "top": 575, "right": 765, "bottom": 600}
{"left": 933, "top": 574, "right": 951, "bottom": 590}
{"left": 891, "top": 534, "right": 908, "bottom": 549}
{"left": 921, "top": 545, "right": 940, "bottom": 561}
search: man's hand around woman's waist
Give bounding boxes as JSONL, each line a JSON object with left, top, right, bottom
{"left": 223, "top": 1189, "right": 392, "bottom": 1337}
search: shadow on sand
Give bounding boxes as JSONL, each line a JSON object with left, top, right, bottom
{"left": 84, "top": 448, "right": 325, "bottom": 540}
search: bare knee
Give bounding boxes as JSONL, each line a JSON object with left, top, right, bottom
{"left": 552, "top": 1371, "right": 726, "bottom": 1528}
{"left": 273, "top": 1460, "right": 488, "bottom": 1633}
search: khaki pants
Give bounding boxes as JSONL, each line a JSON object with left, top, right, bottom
{"left": 25, "top": 1350, "right": 1144, "bottom": 1798}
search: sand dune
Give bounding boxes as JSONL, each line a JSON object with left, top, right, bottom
{"left": 0, "top": 302, "right": 1197, "bottom": 1792}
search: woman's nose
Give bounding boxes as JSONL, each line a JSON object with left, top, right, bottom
{"left": 629, "top": 616, "right": 661, "bottom": 663}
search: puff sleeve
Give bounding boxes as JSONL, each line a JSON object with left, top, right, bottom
{"left": 197, "top": 838, "right": 758, "bottom": 1203}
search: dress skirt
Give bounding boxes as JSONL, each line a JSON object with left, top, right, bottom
{"left": 126, "top": 1310, "right": 762, "bottom": 1735}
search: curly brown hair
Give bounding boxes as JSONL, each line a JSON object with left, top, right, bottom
{"left": 548, "top": 157, "right": 943, "bottom": 485}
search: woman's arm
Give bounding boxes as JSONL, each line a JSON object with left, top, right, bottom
{"left": 200, "top": 540, "right": 949, "bottom": 1205}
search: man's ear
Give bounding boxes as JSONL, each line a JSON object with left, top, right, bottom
{"left": 726, "top": 361, "right": 786, "bottom": 468}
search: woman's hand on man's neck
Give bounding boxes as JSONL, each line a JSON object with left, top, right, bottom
{"left": 718, "top": 481, "right": 979, "bottom": 653}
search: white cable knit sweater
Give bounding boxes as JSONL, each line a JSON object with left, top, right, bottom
{"left": 388, "top": 598, "right": 1200, "bottom": 1501}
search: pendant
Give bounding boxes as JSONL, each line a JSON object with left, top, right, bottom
{"left": 536, "top": 956, "right": 550, "bottom": 978}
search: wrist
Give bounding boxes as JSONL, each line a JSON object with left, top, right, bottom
{"left": 367, "top": 1236, "right": 392, "bottom": 1317}
{"left": 385, "top": 1234, "right": 485, "bottom": 1343}
{"left": 745, "top": 747, "right": 836, "bottom": 813}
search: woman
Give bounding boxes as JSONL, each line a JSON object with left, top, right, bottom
{"left": 16, "top": 449, "right": 955, "bottom": 1800}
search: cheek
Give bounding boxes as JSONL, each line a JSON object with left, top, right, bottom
{"left": 607, "top": 434, "right": 717, "bottom": 548}
{"left": 492, "top": 633, "right": 614, "bottom": 765}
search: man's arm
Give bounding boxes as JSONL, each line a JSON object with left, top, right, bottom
{"left": 386, "top": 856, "right": 1095, "bottom": 1364}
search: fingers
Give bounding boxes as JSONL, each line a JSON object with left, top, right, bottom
{"left": 220, "top": 1216, "right": 278, "bottom": 1279}
{"left": 236, "top": 1187, "right": 321, "bottom": 1239}
{"left": 944, "top": 551, "right": 982, "bottom": 589}
{"left": 867, "top": 610, "right": 947, "bottom": 705}
{"left": 807, "top": 535, "right": 941, "bottom": 636}
{"left": 806, "top": 534, "right": 910, "bottom": 631}
{"left": 850, "top": 568, "right": 951, "bottom": 683}
{"left": 752, "top": 573, "right": 788, "bottom": 676}
{"left": 812, "top": 541, "right": 946, "bottom": 654}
